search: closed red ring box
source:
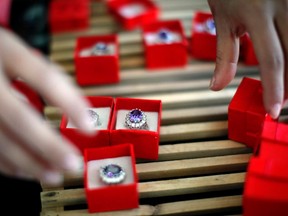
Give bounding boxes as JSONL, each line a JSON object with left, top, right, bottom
{"left": 228, "top": 77, "right": 266, "bottom": 149}
{"left": 106, "top": 0, "right": 159, "bottom": 30}
{"left": 60, "top": 96, "right": 114, "bottom": 154}
{"left": 74, "top": 34, "right": 120, "bottom": 86}
{"left": 110, "top": 97, "right": 162, "bottom": 160}
{"left": 243, "top": 156, "right": 288, "bottom": 216}
{"left": 190, "top": 11, "right": 217, "bottom": 61}
{"left": 48, "top": 0, "right": 90, "bottom": 33}
{"left": 142, "top": 20, "right": 188, "bottom": 69}
{"left": 11, "top": 79, "right": 45, "bottom": 114}
{"left": 84, "top": 144, "right": 139, "bottom": 213}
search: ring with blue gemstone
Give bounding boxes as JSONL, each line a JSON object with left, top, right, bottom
{"left": 91, "top": 42, "right": 108, "bottom": 55}
{"left": 87, "top": 109, "right": 101, "bottom": 126}
{"left": 125, "top": 108, "right": 148, "bottom": 130}
{"left": 99, "top": 164, "right": 126, "bottom": 184}
{"left": 205, "top": 18, "right": 216, "bottom": 35}
{"left": 157, "top": 28, "right": 173, "bottom": 43}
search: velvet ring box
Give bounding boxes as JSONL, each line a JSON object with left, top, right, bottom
{"left": 49, "top": 0, "right": 90, "bottom": 33}
{"left": 74, "top": 34, "right": 120, "bottom": 86}
{"left": 110, "top": 97, "right": 162, "bottom": 160}
{"left": 228, "top": 77, "right": 267, "bottom": 150}
{"left": 84, "top": 144, "right": 139, "bottom": 213}
{"left": 60, "top": 96, "right": 114, "bottom": 154}
{"left": 243, "top": 117, "right": 288, "bottom": 216}
{"left": 243, "top": 156, "right": 288, "bottom": 216}
{"left": 106, "top": 0, "right": 159, "bottom": 30}
{"left": 190, "top": 11, "right": 217, "bottom": 61}
{"left": 142, "top": 20, "right": 188, "bottom": 69}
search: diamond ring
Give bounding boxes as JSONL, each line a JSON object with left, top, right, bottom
{"left": 125, "top": 108, "right": 148, "bottom": 130}
{"left": 204, "top": 18, "right": 216, "bottom": 35}
{"left": 99, "top": 164, "right": 126, "bottom": 184}
{"left": 91, "top": 42, "right": 108, "bottom": 55}
{"left": 87, "top": 109, "right": 101, "bottom": 127}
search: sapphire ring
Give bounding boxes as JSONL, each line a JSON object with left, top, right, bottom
{"left": 157, "top": 28, "right": 173, "bottom": 44}
{"left": 99, "top": 164, "right": 126, "bottom": 184}
{"left": 125, "top": 108, "right": 148, "bottom": 130}
{"left": 91, "top": 42, "right": 108, "bottom": 55}
{"left": 87, "top": 109, "right": 101, "bottom": 126}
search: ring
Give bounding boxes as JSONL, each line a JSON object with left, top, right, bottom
{"left": 91, "top": 42, "right": 108, "bottom": 55}
{"left": 204, "top": 18, "right": 216, "bottom": 35}
{"left": 99, "top": 164, "right": 126, "bottom": 184}
{"left": 157, "top": 28, "right": 173, "bottom": 44}
{"left": 125, "top": 108, "right": 148, "bottom": 130}
{"left": 87, "top": 109, "right": 101, "bottom": 126}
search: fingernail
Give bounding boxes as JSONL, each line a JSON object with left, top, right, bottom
{"left": 269, "top": 103, "right": 282, "bottom": 119}
{"left": 42, "top": 171, "right": 63, "bottom": 185}
{"left": 63, "top": 154, "right": 83, "bottom": 171}
{"left": 209, "top": 76, "right": 216, "bottom": 89}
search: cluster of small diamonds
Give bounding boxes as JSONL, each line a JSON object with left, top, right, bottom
{"left": 125, "top": 108, "right": 148, "bottom": 129}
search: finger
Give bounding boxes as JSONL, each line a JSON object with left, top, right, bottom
{"left": 0, "top": 28, "right": 93, "bottom": 134}
{"left": 247, "top": 19, "right": 284, "bottom": 119}
{"left": 0, "top": 72, "right": 83, "bottom": 175}
{"left": 275, "top": 9, "right": 288, "bottom": 101}
{"left": 0, "top": 128, "right": 63, "bottom": 185}
{"left": 208, "top": 14, "right": 240, "bottom": 91}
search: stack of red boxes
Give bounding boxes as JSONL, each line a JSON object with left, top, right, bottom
{"left": 106, "top": 0, "right": 159, "bottom": 30}
{"left": 228, "top": 77, "right": 288, "bottom": 215}
{"left": 49, "top": 0, "right": 90, "bottom": 33}
{"left": 60, "top": 96, "right": 162, "bottom": 213}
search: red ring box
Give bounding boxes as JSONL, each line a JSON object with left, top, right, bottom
{"left": 241, "top": 34, "right": 258, "bottom": 66}
{"left": 110, "top": 97, "right": 162, "bottom": 160}
{"left": 11, "top": 79, "right": 45, "bottom": 114}
{"left": 243, "top": 156, "right": 288, "bottom": 216}
{"left": 49, "top": 0, "right": 90, "bottom": 33}
{"left": 228, "top": 77, "right": 266, "bottom": 149}
{"left": 142, "top": 20, "right": 188, "bottom": 69}
{"left": 190, "top": 11, "right": 217, "bottom": 61}
{"left": 106, "top": 0, "right": 159, "bottom": 30}
{"left": 74, "top": 35, "right": 120, "bottom": 86}
{"left": 60, "top": 96, "right": 114, "bottom": 154}
{"left": 84, "top": 144, "right": 139, "bottom": 213}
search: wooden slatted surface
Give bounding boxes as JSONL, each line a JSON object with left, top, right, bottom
{"left": 41, "top": 0, "right": 258, "bottom": 215}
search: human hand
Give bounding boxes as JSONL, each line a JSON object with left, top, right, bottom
{"left": 0, "top": 27, "right": 94, "bottom": 185}
{"left": 208, "top": 0, "right": 287, "bottom": 119}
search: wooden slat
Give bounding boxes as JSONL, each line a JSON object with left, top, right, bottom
{"left": 155, "top": 195, "right": 242, "bottom": 215}
{"left": 41, "top": 205, "right": 155, "bottom": 216}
